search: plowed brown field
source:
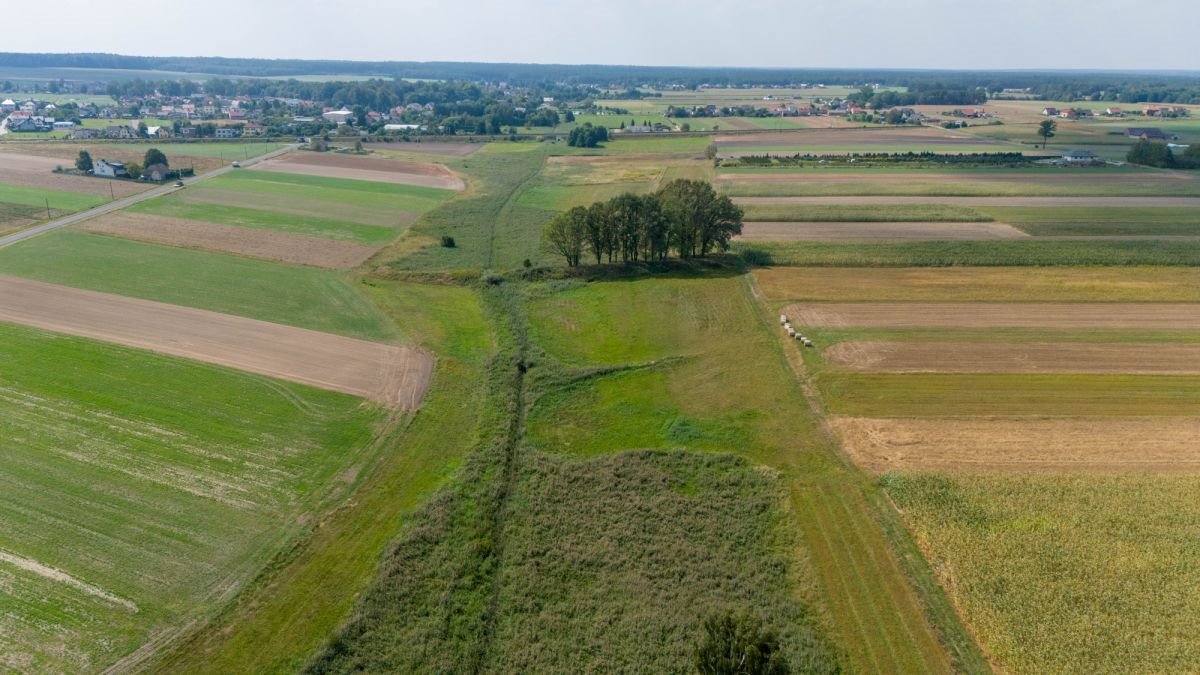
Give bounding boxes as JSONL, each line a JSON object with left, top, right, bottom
{"left": 786, "top": 303, "right": 1200, "bottom": 329}
{"left": 739, "top": 221, "right": 1028, "bottom": 241}
{"left": 78, "top": 212, "right": 378, "bottom": 268}
{"left": 825, "top": 340, "right": 1200, "bottom": 374}
{"left": 0, "top": 275, "right": 432, "bottom": 408}
{"left": 832, "top": 416, "right": 1200, "bottom": 473}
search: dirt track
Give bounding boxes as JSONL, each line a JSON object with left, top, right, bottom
{"left": 833, "top": 416, "right": 1200, "bottom": 473}
{"left": 0, "top": 275, "right": 432, "bottom": 408}
{"left": 826, "top": 340, "right": 1200, "bottom": 374}
{"left": 78, "top": 212, "right": 379, "bottom": 268}
{"left": 736, "top": 196, "right": 1200, "bottom": 207}
{"left": 787, "top": 303, "right": 1200, "bottom": 329}
{"left": 738, "top": 221, "right": 1028, "bottom": 241}
{"left": 254, "top": 152, "right": 465, "bottom": 190}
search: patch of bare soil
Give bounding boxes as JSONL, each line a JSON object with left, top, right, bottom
{"left": 825, "top": 340, "right": 1200, "bottom": 374}
{"left": 738, "top": 221, "right": 1028, "bottom": 241}
{"left": 78, "top": 212, "right": 378, "bottom": 268}
{"left": 786, "top": 303, "right": 1200, "bottom": 329}
{"left": 832, "top": 416, "right": 1200, "bottom": 473}
{"left": 735, "top": 196, "right": 1200, "bottom": 207}
{"left": 0, "top": 275, "right": 432, "bottom": 409}
{"left": 256, "top": 152, "right": 465, "bottom": 190}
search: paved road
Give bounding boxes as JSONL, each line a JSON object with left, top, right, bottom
{"left": 0, "top": 142, "right": 298, "bottom": 249}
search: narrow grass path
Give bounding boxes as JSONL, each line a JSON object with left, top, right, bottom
{"left": 744, "top": 274, "right": 989, "bottom": 674}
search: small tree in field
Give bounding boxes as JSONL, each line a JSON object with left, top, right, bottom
{"left": 75, "top": 150, "right": 93, "bottom": 173}
{"left": 1037, "top": 119, "right": 1057, "bottom": 148}
{"left": 143, "top": 147, "right": 168, "bottom": 169}
{"left": 694, "top": 610, "right": 790, "bottom": 675}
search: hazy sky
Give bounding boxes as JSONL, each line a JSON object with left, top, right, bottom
{"left": 8, "top": 0, "right": 1200, "bottom": 71}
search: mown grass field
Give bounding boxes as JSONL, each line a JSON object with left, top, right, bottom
{"left": 213, "top": 169, "right": 455, "bottom": 212}
{"left": 143, "top": 281, "right": 497, "bottom": 673}
{"left": 519, "top": 276, "right": 973, "bottom": 674}
{"left": 978, "top": 206, "right": 1200, "bottom": 236}
{"left": 128, "top": 197, "right": 399, "bottom": 245}
{"left": 0, "top": 321, "right": 387, "bottom": 673}
{"left": 0, "top": 231, "right": 397, "bottom": 340}
{"left": 741, "top": 203, "right": 992, "bottom": 222}
{"left": 0, "top": 182, "right": 108, "bottom": 212}
{"left": 885, "top": 473, "right": 1200, "bottom": 674}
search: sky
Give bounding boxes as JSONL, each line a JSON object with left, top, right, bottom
{"left": 7, "top": 0, "right": 1200, "bottom": 71}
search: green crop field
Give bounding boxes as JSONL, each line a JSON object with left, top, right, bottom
{"left": 0, "top": 183, "right": 107, "bottom": 212}
{"left": 0, "top": 321, "right": 387, "bottom": 672}
{"left": 210, "top": 169, "right": 456, "bottom": 211}
{"left": 736, "top": 239, "right": 1200, "bottom": 266}
{"left": 129, "top": 196, "right": 400, "bottom": 245}
{"left": 0, "top": 231, "right": 396, "bottom": 340}
{"left": 884, "top": 473, "right": 1200, "bottom": 674}
{"left": 741, "top": 203, "right": 991, "bottom": 222}
{"left": 979, "top": 206, "right": 1200, "bottom": 236}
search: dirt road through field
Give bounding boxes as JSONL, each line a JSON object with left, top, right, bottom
{"left": 0, "top": 275, "right": 432, "bottom": 408}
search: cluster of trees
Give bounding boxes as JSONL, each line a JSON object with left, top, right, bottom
{"left": 1127, "top": 140, "right": 1200, "bottom": 169}
{"left": 847, "top": 84, "right": 987, "bottom": 108}
{"left": 567, "top": 123, "right": 609, "bottom": 147}
{"left": 543, "top": 180, "right": 743, "bottom": 266}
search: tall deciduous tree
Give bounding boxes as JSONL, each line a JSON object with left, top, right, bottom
{"left": 75, "top": 150, "right": 93, "bottom": 173}
{"left": 543, "top": 206, "right": 588, "bottom": 266}
{"left": 143, "top": 147, "right": 168, "bottom": 168}
{"left": 658, "top": 179, "right": 744, "bottom": 258}
{"left": 1037, "top": 119, "right": 1057, "bottom": 148}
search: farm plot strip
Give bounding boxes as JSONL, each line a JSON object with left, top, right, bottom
{"left": 78, "top": 212, "right": 379, "bottom": 268}
{"left": 0, "top": 549, "right": 136, "bottom": 611}
{"left": 0, "top": 276, "right": 432, "bottom": 408}
{"left": 832, "top": 417, "right": 1200, "bottom": 474}
{"left": 738, "top": 221, "right": 1029, "bottom": 241}
{"left": 717, "top": 171, "right": 1196, "bottom": 185}
{"left": 825, "top": 341, "right": 1200, "bottom": 374}
{"left": 787, "top": 303, "right": 1200, "bottom": 330}
{"left": 0, "top": 153, "right": 150, "bottom": 197}
{"left": 253, "top": 153, "right": 466, "bottom": 191}
{"left": 736, "top": 196, "right": 1200, "bottom": 207}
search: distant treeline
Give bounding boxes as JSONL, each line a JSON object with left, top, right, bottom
{"left": 847, "top": 84, "right": 987, "bottom": 107}
{"left": 1126, "top": 140, "right": 1200, "bottom": 169}
{"left": 3, "top": 53, "right": 1199, "bottom": 97}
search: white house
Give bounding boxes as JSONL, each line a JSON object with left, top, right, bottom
{"left": 214, "top": 127, "right": 242, "bottom": 138}
{"left": 52, "top": 121, "right": 75, "bottom": 130}
{"left": 93, "top": 159, "right": 128, "bottom": 178}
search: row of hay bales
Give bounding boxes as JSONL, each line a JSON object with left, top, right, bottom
{"left": 780, "top": 314, "right": 813, "bottom": 348}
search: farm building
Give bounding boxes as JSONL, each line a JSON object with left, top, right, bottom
{"left": 93, "top": 160, "right": 128, "bottom": 178}
{"left": 1061, "top": 150, "right": 1100, "bottom": 164}
{"left": 1127, "top": 128, "right": 1170, "bottom": 141}
{"left": 1041, "top": 107, "right": 1059, "bottom": 116}
{"left": 143, "top": 163, "right": 170, "bottom": 182}
{"left": 0, "top": 98, "right": 14, "bottom": 112}
{"left": 322, "top": 108, "right": 353, "bottom": 124}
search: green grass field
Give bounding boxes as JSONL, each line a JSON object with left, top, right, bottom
{"left": 520, "top": 276, "right": 975, "bottom": 673}
{"left": 741, "top": 203, "right": 991, "bottom": 222}
{"left": 884, "top": 473, "right": 1200, "bottom": 674}
{"left": 736, "top": 239, "right": 1200, "bottom": 266}
{"left": 979, "top": 206, "right": 1200, "bottom": 236}
{"left": 0, "top": 183, "right": 108, "bottom": 211}
{"left": 0, "top": 231, "right": 396, "bottom": 340}
{"left": 212, "top": 169, "right": 455, "bottom": 212}
{"left": 129, "top": 196, "right": 399, "bottom": 245}
{"left": 0, "top": 321, "right": 387, "bottom": 672}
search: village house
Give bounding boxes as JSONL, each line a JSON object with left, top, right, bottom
{"left": 1042, "top": 107, "right": 1059, "bottom": 116}
{"left": 1127, "top": 127, "right": 1170, "bottom": 141}
{"left": 1061, "top": 149, "right": 1100, "bottom": 164}
{"left": 70, "top": 128, "right": 99, "bottom": 140}
{"left": 92, "top": 159, "right": 128, "bottom": 178}
{"left": 143, "top": 163, "right": 170, "bottom": 182}
{"left": 105, "top": 125, "right": 138, "bottom": 139}
{"left": 214, "top": 127, "right": 242, "bottom": 138}
{"left": 241, "top": 121, "right": 265, "bottom": 136}
{"left": 0, "top": 98, "right": 14, "bottom": 112}
{"left": 322, "top": 108, "right": 353, "bottom": 124}
{"left": 1105, "top": 107, "right": 1124, "bottom": 117}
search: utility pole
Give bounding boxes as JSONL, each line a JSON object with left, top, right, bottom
{"left": 45, "top": 198, "right": 51, "bottom": 220}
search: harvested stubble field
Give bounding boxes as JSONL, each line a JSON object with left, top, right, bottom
{"left": 0, "top": 275, "right": 432, "bottom": 407}
{"left": 824, "top": 340, "right": 1200, "bottom": 374}
{"left": 833, "top": 417, "right": 1200, "bottom": 473}
{"left": 757, "top": 267, "right": 1200, "bottom": 303}
{"left": 786, "top": 303, "right": 1200, "bottom": 329}
{"left": 253, "top": 152, "right": 466, "bottom": 191}
{"left": 712, "top": 127, "right": 1000, "bottom": 148}
{"left": 0, "top": 153, "right": 150, "bottom": 197}
{"left": 78, "top": 212, "right": 379, "bottom": 268}
{"left": 739, "top": 221, "right": 1028, "bottom": 241}
{"left": 0, "top": 320, "right": 388, "bottom": 672}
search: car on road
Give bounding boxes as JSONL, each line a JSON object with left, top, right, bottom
{"left": 174, "top": 180, "right": 185, "bottom": 187}
{"left": 232, "top": 161, "right": 241, "bottom": 168}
